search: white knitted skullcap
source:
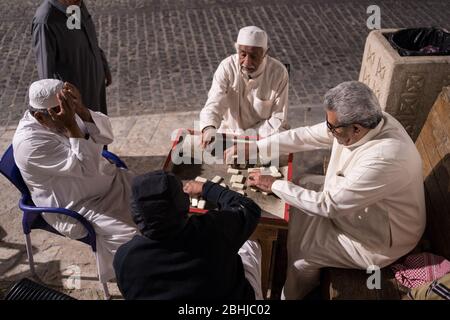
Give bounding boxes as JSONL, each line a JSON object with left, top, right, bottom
{"left": 236, "top": 26, "right": 268, "bottom": 49}
{"left": 29, "top": 79, "right": 63, "bottom": 109}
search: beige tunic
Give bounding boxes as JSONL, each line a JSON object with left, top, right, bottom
{"left": 257, "top": 112, "right": 426, "bottom": 297}
{"left": 200, "top": 54, "right": 289, "bottom": 137}
{"left": 13, "top": 110, "right": 137, "bottom": 282}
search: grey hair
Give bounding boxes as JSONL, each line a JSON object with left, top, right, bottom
{"left": 324, "top": 81, "right": 382, "bottom": 129}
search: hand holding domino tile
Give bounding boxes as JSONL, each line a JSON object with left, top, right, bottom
{"left": 183, "top": 180, "right": 204, "bottom": 196}
{"left": 247, "top": 171, "right": 276, "bottom": 193}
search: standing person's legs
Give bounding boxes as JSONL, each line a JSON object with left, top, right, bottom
{"left": 99, "top": 83, "right": 108, "bottom": 150}
{"left": 99, "top": 83, "right": 108, "bottom": 115}
{"left": 239, "top": 240, "right": 263, "bottom": 300}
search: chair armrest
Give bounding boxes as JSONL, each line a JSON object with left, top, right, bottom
{"left": 19, "top": 196, "right": 96, "bottom": 250}
{"left": 102, "top": 150, "right": 128, "bottom": 169}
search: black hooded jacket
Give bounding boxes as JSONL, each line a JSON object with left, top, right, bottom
{"left": 113, "top": 180, "right": 261, "bottom": 300}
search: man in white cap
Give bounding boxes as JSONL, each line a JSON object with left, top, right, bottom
{"left": 200, "top": 26, "right": 290, "bottom": 148}
{"left": 12, "top": 79, "right": 137, "bottom": 287}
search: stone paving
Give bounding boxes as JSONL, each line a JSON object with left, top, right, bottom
{"left": 1, "top": 0, "right": 449, "bottom": 129}
{"left": 0, "top": 0, "right": 449, "bottom": 299}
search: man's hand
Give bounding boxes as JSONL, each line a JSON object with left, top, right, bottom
{"left": 50, "top": 92, "right": 84, "bottom": 138}
{"left": 224, "top": 145, "right": 236, "bottom": 164}
{"left": 247, "top": 171, "right": 276, "bottom": 193}
{"left": 201, "top": 126, "right": 216, "bottom": 149}
{"left": 224, "top": 141, "right": 258, "bottom": 164}
{"left": 63, "top": 82, "right": 93, "bottom": 122}
{"left": 224, "top": 143, "right": 247, "bottom": 164}
{"left": 183, "top": 180, "right": 204, "bottom": 197}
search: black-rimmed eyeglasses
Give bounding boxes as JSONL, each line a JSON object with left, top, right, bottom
{"left": 326, "top": 116, "right": 349, "bottom": 135}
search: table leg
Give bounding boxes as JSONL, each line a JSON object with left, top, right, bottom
{"left": 251, "top": 225, "right": 279, "bottom": 299}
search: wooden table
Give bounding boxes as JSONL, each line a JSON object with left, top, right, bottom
{"left": 250, "top": 222, "right": 287, "bottom": 299}
{"left": 163, "top": 129, "right": 291, "bottom": 299}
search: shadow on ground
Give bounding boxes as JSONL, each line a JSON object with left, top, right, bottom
{"left": 119, "top": 155, "right": 168, "bottom": 175}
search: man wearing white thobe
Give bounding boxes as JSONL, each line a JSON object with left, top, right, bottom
{"left": 12, "top": 79, "right": 137, "bottom": 283}
{"left": 200, "top": 26, "right": 289, "bottom": 148}
{"left": 234, "top": 81, "right": 426, "bottom": 299}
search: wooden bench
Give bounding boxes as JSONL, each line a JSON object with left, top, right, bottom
{"left": 321, "top": 86, "right": 450, "bottom": 300}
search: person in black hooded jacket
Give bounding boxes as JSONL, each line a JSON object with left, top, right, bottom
{"left": 113, "top": 170, "right": 263, "bottom": 300}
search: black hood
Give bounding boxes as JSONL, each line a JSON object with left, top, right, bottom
{"left": 131, "top": 170, "right": 190, "bottom": 240}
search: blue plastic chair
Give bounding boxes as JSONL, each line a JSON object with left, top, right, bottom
{"left": 102, "top": 149, "right": 128, "bottom": 169}
{"left": 0, "top": 145, "right": 128, "bottom": 299}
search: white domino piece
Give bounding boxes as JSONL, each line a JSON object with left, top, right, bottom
{"left": 230, "top": 174, "right": 244, "bottom": 184}
{"left": 249, "top": 187, "right": 258, "bottom": 192}
{"left": 231, "top": 182, "right": 245, "bottom": 190}
{"left": 270, "top": 166, "right": 279, "bottom": 174}
{"left": 220, "top": 183, "right": 228, "bottom": 188}
{"left": 191, "top": 198, "right": 198, "bottom": 207}
{"left": 247, "top": 167, "right": 261, "bottom": 173}
{"left": 268, "top": 166, "right": 282, "bottom": 177}
{"left": 197, "top": 200, "right": 206, "bottom": 209}
{"left": 271, "top": 172, "right": 282, "bottom": 178}
{"left": 227, "top": 168, "right": 240, "bottom": 174}
{"left": 195, "top": 176, "right": 207, "bottom": 183}
{"left": 262, "top": 191, "right": 269, "bottom": 196}
{"left": 259, "top": 167, "right": 272, "bottom": 175}
{"left": 237, "top": 190, "right": 246, "bottom": 196}
{"left": 211, "top": 175, "right": 223, "bottom": 183}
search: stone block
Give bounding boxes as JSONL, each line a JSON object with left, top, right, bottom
{"left": 359, "top": 29, "right": 450, "bottom": 140}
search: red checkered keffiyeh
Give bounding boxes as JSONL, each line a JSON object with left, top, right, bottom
{"left": 391, "top": 253, "right": 450, "bottom": 288}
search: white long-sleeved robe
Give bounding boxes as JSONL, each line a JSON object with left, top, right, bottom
{"left": 256, "top": 112, "right": 426, "bottom": 299}
{"left": 12, "top": 110, "right": 137, "bottom": 282}
{"left": 199, "top": 54, "right": 290, "bottom": 138}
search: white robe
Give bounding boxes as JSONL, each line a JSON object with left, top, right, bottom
{"left": 256, "top": 112, "right": 426, "bottom": 299}
{"left": 199, "top": 54, "right": 289, "bottom": 137}
{"left": 12, "top": 110, "right": 137, "bottom": 282}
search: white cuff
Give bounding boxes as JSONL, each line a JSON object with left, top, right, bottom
{"left": 271, "top": 179, "right": 286, "bottom": 195}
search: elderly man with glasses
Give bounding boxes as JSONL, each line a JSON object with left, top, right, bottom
{"left": 226, "top": 81, "right": 426, "bottom": 299}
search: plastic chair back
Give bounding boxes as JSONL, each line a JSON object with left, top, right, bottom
{"left": 5, "top": 278, "right": 75, "bottom": 300}
{"left": 0, "top": 145, "right": 30, "bottom": 197}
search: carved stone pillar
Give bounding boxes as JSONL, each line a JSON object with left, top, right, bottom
{"left": 359, "top": 29, "right": 450, "bottom": 141}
